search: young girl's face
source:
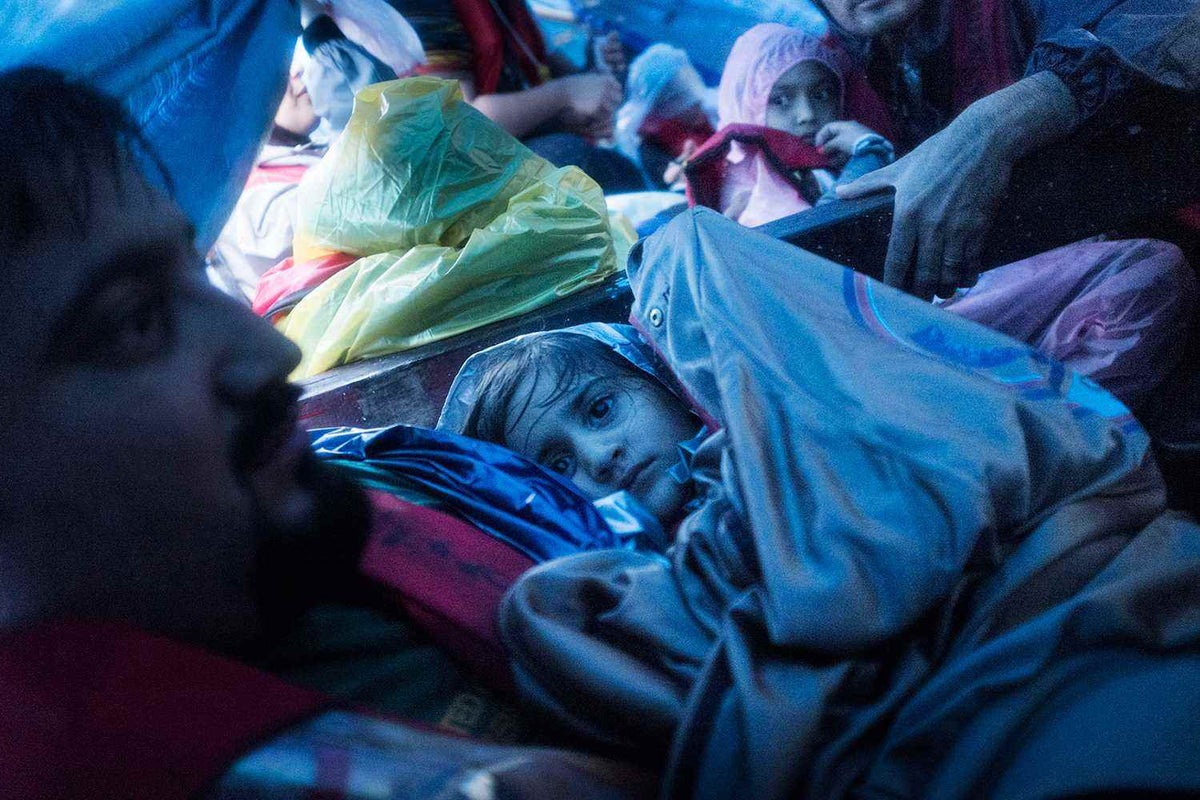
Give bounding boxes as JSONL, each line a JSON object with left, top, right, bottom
{"left": 503, "top": 366, "right": 699, "bottom": 526}
{"left": 764, "top": 60, "right": 840, "bottom": 142}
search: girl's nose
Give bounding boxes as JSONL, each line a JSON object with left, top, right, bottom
{"left": 795, "top": 97, "right": 815, "bottom": 122}
{"left": 577, "top": 435, "right": 624, "bottom": 488}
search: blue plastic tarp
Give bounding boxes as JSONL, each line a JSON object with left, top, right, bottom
{"left": 0, "top": 1, "right": 298, "bottom": 251}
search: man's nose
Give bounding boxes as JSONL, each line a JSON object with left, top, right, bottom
{"left": 211, "top": 292, "right": 303, "bottom": 405}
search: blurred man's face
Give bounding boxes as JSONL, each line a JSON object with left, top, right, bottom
{"left": 0, "top": 164, "right": 322, "bottom": 649}
{"left": 820, "top": 0, "right": 923, "bottom": 38}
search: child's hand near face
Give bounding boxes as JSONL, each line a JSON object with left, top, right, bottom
{"left": 663, "top": 139, "right": 699, "bottom": 191}
{"left": 815, "top": 120, "right": 879, "bottom": 168}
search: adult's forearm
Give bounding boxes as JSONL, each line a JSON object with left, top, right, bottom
{"left": 964, "top": 71, "right": 1083, "bottom": 163}
{"left": 470, "top": 82, "right": 567, "bottom": 139}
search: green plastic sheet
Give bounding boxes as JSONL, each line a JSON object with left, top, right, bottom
{"left": 282, "top": 77, "right": 631, "bottom": 378}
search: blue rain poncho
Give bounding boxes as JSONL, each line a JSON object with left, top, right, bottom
{"left": 499, "top": 208, "right": 1200, "bottom": 798}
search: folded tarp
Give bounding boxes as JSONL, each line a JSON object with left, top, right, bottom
{"left": 500, "top": 208, "right": 1200, "bottom": 798}
{"left": 311, "top": 425, "right": 621, "bottom": 563}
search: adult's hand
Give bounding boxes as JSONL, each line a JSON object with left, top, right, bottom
{"left": 835, "top": 118, "right": 1012, "bottom": 298}
{"left": 837, "top": 71, "right": 1082, "bottom": 299}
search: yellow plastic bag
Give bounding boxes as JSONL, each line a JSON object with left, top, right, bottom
{"left": 282, "top": 77, "right": 630, "bottom": 378}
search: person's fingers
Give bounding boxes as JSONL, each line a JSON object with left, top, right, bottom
{"left": 592, "top": 118, "right": 615, "bottom": 139}
{"left": 883, "top": 207, "right": 918, "bottom": 289}
{"left": 947, "top": 227, "right": 987, "bottom": 295}
{"left": 814, "top": 123, "right": 839, "bottom": 147}
{"left": 936, "top": 234, "right": 968, "bottom": 299}
{"left": 937, "top": 213, "right": 990, "bottom": 296}
{"left": 911, "top": 222, "right": 945, "bottom": 301}
{"left": 602, "top": 77, "right": 622, "bottom": 102}
{"left": 835, "top": 165, "right": 895, "bottom": 199}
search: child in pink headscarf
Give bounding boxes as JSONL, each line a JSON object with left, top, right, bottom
{"left": 716, "top": 23, "right": 893, "bottom": 227}
{"left": 705, "top": 25, "right": 1195, "bottom": 411}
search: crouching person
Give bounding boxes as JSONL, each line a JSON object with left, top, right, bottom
{"left": 0, "top": 67, "right": 653, "bottom": 800}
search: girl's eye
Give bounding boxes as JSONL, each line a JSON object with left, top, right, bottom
{"left": 588, "top": 395, "right": 613, "bottom": 422}
{"left": 769, "top": 93, "right": 788, "bottom": 107}
{"left": 548, "top": 455, "right": 574, "bottom": 475}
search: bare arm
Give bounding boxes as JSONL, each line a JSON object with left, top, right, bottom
{"left": 450, "top": 72, "right": 622, "bottom": 141}
{"left": 468, "top": 81, "right": 570, "bottom": 139}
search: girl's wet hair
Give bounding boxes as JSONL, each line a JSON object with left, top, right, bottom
{"left": 461, "top": 332, "right": 658, "bottom": 448}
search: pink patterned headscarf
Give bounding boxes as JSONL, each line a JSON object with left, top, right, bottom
{"left": 716, "top": 24, "right": 850, "bottom": 226}
{"left": 717, "top": 23, "right": 849, "bottom": 128}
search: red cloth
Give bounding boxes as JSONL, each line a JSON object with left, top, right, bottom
{"left": 243, "top": 161, "right": 312, "bottom": 190}
{"left": 0, "top": 620, "right": 329, "bottom": 800}
{"left": 840, "top": 62, "right": 897, "bottom": 146}
{"left": 684, "top": 123, "right": 830, "bottom": 211}
{"left": 252, "top": 251, "right": 359, "bottom": 317}
{"left": 833, "top": 0, "right": 1014, "bottom": 152}
{"left": 949, "top": 0, "right": 1016, "bottom": 115}
{"left": 360, "top": 491, "right": 534, "bottom": 691}
{"left": 451, "top": 0, "right": 548, "bottom": 95}
{"left": 638, "top": 115, "right": 715, "bottom": 160}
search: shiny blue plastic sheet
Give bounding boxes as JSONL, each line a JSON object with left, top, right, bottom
{"left": 0, "top": 0, "right": 298, "bottom": 251}
{"left": 310, "top": 425, "right": 622, "bottom": 562}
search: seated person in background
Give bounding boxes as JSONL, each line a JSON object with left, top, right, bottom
{"left": 393, "top": 0, "right": 645, "bottom": 193}
{"left": 0, "top": 66, "right": 653, "bottom": 799}
{"left": 210, "top": 45, "right": 327, "bottom": 301}
{"left": 713, "top": 23, "right": 894, "bottom": 227}
{"left": 211, "top": 18, "right": 397, "bottom": 302}
{"left": 615, "top": 44, "right": 716, "bottom": 191}
{"left": 299, "top": 14, "right": 398, "bottom": 141}
{"left": 817, "top": 0, "right": 1200, "bottom": 298}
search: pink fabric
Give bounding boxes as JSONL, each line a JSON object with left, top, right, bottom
{"left": 715, "top": 24, "right": 853, "bottom": 226}
{"left": 943, "top": 239, "right": 1197, "bottom": 409}
{"left": 685, "top": 124, "right": 829, "bottom": 215}
{"left": 360, "top": 491, "right": 534, "bottom": 692}
{"left": 252, "top": 251, "right": 358, "bottom": 317}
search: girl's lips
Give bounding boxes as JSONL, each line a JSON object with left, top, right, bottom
{"left": 622, "top": 458, "right": 655, "bottom": 497}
